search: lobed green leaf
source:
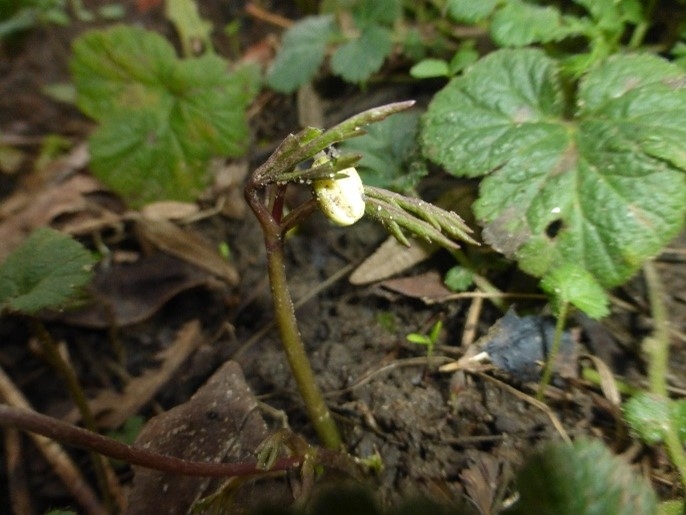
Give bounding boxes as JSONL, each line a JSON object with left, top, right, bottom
{"left": 0, "top": 228, "right": 96, "bottom": 315}
{"left": 71, "top": 26, "right": 256, "bottom": 206}
{"left": 351, "top": 0, "right": 401, "bottom": 27}
{"left": 623, "top": 392, "right": 672, "bottom": 444}
{"left": 421, "top": 49, "right": 686, "bottom": 290}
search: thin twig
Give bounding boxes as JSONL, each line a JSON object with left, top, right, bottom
{"left": 245, "top": 2, "right": 294, "bottom": 29}
{"left": 0, "top": 366, "right": 107, "bottom": 515}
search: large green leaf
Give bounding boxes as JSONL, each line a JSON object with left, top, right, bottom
{"left": 266, "top": 15, "right": 335, "bottom": 93}
{"left": 0, "top": 228, "right": 96, "bottom": 315}
{"left": 421, "top": 49, "right": 686, "bottom": 289}
{"left": 71, "top": 26, "right": 256, "bottom": 206}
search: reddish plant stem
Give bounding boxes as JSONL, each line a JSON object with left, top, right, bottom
{"left": 0, "top": 405, "right": 301, "bottom": 477}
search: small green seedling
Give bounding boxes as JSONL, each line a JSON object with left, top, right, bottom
{"left": 406, "top": 319, "right": 442, "bottom": 360}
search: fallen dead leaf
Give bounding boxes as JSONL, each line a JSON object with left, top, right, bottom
{"left": 350, "top": 236, "right": 436, "bottom": 285}
{"left": 135, "top": 215, "right": 239, "bottom": 286}
{"left": 54, "top": 252, "right": 226, "bottom": 328}
{"left": 140, "top": 201, "right": 200, "bottom": 221}
{"left": 460, "top": 453, "right": 506, "bottom": 515}
{"left": 128, "top": 360, "right": 292, "bottom": 514}
{"left": 379, "top": 271, "right": 454, "bottom": 302}
{"left": 0, "top": 172, "right": 109, "bottom": 261}
{"left": 213, "top": 160, "right": 249, "bottom": 219}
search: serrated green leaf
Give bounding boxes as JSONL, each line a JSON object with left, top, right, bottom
{"left": 71, "top": 26, "right": 255, "bottom": 206}
{"left": 510, "top": 439, "right": 657, "bottom": 515}
{"left": 0, "top": 228, "right": 96, "bottom": 315}
{"left": 351, "top": 0, "right": 400, "bottom": 26}
{"left": 422, "top": 49, "right": 565, "bottom": 178}
{"left": 339, "top": 111, "right": 424, "bottom": 192}
{"left": 446, "top": 0, "right": 497, "bottom": 23}
{"left": 491, "top": 1, "right": 568, "bottom": 47}
{"left": 266, "top": 15, "right": 335, "bottom": 93}
{"left": 623, "top": 392, "right": 671, "bottom": 444}
{"left": 331, "top": 25, "right": 393, "bottom": 83}
{"left": 421, "top": 49, "right": 686, "bottom": 288}
{"left": 540, "top": 263, "right": 609, "bottom": 319}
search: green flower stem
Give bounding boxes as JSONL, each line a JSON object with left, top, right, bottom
{"left": 643, "top": 262, "right": 669, "bottom": 397}
{"left": 245, "top": 187, "right": 342, "bottom": 450}
{"left": 265, "top": 237, "right": 343, "bottom": 449}
{"left": 643, "top": 261, "right": 686, "bottom": 491}
{"left": 536, "top": 301, "right": 568, "bottom": 401}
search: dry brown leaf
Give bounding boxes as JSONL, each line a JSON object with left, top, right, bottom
{"left": 350, "top": 236, "right": 436, "bottom": 285}
{"left": 297, "top": 82, "right": 324, "bottom": 128}
{"left": 64, "top": 320, "right": 205, "bottom": 428}
{"left": 135, "top": 215, "right": 239, "bottom": 286}
{"left": 140, "top": 201, "right": 200, "bottom": 221}
{"left": 379, "top": 271, "right": 453, "bottom": 302}
{"left": 128, "top": 360, "right": 291, "bottom": 514}
{"left": 460, "top": 453, "right": 505, "bottom": 515}
{"left": 55, "top": 252, "right": 224, "bottom": 328}
{"left": 0, "top": 173, "right": 107, "bottom": 261}
{"left": 214, "top": 160, "right": 249, "bottom": 219}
